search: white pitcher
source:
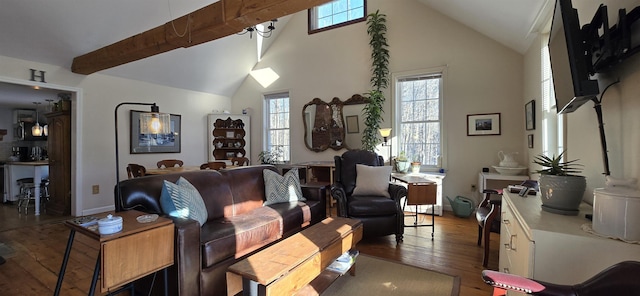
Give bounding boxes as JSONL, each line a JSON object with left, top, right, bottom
{"left": 498, "top": 151, "right": 519, "bottom": 168}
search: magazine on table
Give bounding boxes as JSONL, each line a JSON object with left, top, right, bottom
{"left": 327, "top": 249, "right": 359, "bottom": 274}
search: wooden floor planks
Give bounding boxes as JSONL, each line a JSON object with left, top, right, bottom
{"left": 0, "top": 203, "right": 498, "bottom": 295}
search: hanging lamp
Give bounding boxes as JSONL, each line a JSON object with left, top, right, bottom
{"left": 32, "top": 102, "right": 43, "bottom": 137}
{"left": 43, "top": 99, "right": 54, "bottom": 136}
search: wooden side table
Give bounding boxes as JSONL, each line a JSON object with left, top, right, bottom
{"left": 54, "top": 210, "right": 174, "bottom": 295}
{"left": 392, "top": 174, "right": 437, "bottom": 239}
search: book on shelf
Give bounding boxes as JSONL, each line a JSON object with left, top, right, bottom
{"left": 326, "top": 249, "right": 359, "bottom": 275}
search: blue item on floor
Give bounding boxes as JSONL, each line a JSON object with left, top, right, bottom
{"left": 446, "top": 196, "right": 475, "bottom": 218}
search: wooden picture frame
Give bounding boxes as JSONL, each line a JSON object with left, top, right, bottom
{"left": 346, "top": 115, "right": 359, "bottom": 133}
{"left": 467, "top": 113, "right": 501, "bottom": 136}
{"left": 525, "top": 100, "right": 535, "bottom": 130}
{"left": 130, "top": 110, "right": 181, "bottom": 154}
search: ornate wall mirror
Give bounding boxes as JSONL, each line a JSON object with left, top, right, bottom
{"left": 303, "top": 94, "right": 367, "bottom": 152}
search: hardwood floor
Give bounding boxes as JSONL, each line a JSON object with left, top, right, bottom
{"left": 0, "top": 203, "right": 498, "bottom": 295}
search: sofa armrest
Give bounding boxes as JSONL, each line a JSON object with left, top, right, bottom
{"left": 168, "top": 216, "right": 201, "bottom": 296}
{"left": 300, "top": 183, "right": 327, "bottom": 202}
{"left": 388, "top": 183, "right": 407, "bottom": 205}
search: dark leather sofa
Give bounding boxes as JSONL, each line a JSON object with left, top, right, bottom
{"left": 115, "top": 165, "right": 326, "bottom": 295}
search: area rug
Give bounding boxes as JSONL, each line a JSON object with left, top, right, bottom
{"left": 322, "top": 255, "right": 460, "bottom": 295}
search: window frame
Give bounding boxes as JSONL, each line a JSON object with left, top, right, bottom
{"left": 392, "top": 67, "right": 447, "bottom": 172}
{"left": 308, "top": 0, "right": 367, "bottom": 35}
{"left": 263, "top": 92, "right": 291, "bottom": 162}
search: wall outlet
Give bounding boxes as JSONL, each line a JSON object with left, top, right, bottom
{"left": 92, "top": 185, "right": 99, "bottom": 194}
{"left": 471, "top": 184, "right": 476, "bottom": 191}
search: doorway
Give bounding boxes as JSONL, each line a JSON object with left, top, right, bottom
{"left": 0, "top": 76, "right": 80, "bottom": 220}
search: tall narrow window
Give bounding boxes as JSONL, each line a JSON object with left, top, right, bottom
{"left": 308, "top": 0, "right": 366, "bottom": 34}
{"left": 395, "top": 71, "right": 443, "bottom": 170}
{"left": 264, "top": 92, "right": 290, "bottom": 162}
{"left": 542, "top": 34, "right": 564, "bottom": 158}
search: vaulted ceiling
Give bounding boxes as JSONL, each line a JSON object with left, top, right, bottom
{"left": 0, "top": 0, "right": 554, "bottom": 107}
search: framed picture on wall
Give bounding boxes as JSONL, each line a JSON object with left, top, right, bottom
{"left": 528, "top": 134, "right": 534, "bottom": 148}
{"left": 467, "top": 113, "right": 501, "bottom": 136}
{"left": 130, "top": 110, "right": 181, "bottom": 153}
{"left": 346, "top": 115, "right": 359, "bottom": 133}
{"left": 525, "top": 100, "right": 535, "bottom": 130}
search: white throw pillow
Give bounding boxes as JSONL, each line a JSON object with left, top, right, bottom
{"left": 352, "top": 164, "right": 392, "bottom": 198}
{"left": 263, "top": 168, "right": 306, "bottom": 206}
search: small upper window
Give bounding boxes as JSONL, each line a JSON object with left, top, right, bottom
{"left": 308, "top": 0, "right": 366, "bottom": 34}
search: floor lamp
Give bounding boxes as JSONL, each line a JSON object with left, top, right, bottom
{"left": 379, "top": 128, "right": 392, "bottom": 164}
{"left": 114, "top": 102, "right": 170, "bottom": 210}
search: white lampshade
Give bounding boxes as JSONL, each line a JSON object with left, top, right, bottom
{"left": 32, "top": 122, "right": 43, "bottom": 136}
{"left": 43, "top": 124, "right": 48, "bottom": 136}
{"left": 140, "top": 112, "right": 170, "bottom": 135}
{"left": 379, "top": 128, "right": 392, "bottom": 138}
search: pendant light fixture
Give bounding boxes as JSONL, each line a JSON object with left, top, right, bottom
{"left": 32, "top": 102, "right": 43, "bottom": 137}
{"left": 43, "top": 99, "right": 54, "bottom": 136}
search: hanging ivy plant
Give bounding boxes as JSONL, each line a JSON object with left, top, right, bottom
{"left": 362, "top": 10, "right": 389, "bottom": 152}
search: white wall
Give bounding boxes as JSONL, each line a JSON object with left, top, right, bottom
{"left": 524, "top": 0, "right": 640, "bottom": 204}
{"left": 0, "top": 55, "right": 231, "bottom": 215}
{"left": 231, "top": 0, "right": 524, "bottom": 203}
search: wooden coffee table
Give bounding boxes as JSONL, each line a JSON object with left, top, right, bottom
{"left": 227, "top": 217, "right": 363, "bottom": 296}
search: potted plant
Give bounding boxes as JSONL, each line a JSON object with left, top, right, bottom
{"left": 533, "top": 152, "right": 586, "bottom": 215}
{"left": 410, "top": 160, "right": 421, "bottom": 174}
{"left": 362, "top": 10, "right": 389, "bottom": 152}
{"left": 258, "top": 147, "right": 283, "bottom": 165}
{"left": 395, "top": 151, "right": 410, "bottom": 173}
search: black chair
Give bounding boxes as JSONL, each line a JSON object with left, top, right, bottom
{"left": 483, "top": 261, "right": 640, "bottom": 295}
{"left": 476, "top": 189, "right": 502, "bottom": 267}
{"left": 331, "top": 150, "right": 407, "bottom": 242}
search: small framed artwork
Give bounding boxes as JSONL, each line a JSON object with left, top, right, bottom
{"left": 528, "top": 134, "right": 534, "bottom": 148}
{"left": 226, "top": 131, "right": 235, "bottom": 138}
{"left": 130, "top": 110, "right": 181, "bottom": 154}
{"left": 467, "top": 113, "right": 501, "bottom": 136}
{"left": 525, "top": 100, "right": 535, "bottom": 130}
{"left": 346, "top": 115, "right": 359, "bottom": 133}
{"left": 225, "top": 152, "right": 235, "bottom": 158}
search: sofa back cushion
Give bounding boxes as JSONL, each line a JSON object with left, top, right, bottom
{"left": 220, "top": 165, "right": 277, "bottom": 216}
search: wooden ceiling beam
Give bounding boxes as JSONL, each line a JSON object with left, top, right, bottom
{"left": 71, "top": 0, "right": 331, "bottom": 75}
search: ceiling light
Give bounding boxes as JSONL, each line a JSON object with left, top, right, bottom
{"left": 238, "top": 19, "right": 277, "bottom": 39}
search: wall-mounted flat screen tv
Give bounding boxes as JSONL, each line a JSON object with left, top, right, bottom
{"left": 548, "top": 0, "right": 600, "bottom": 114}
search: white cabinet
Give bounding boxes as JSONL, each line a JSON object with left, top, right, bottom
{"left": 478, "top": 172, "right": 528, "bottom": 193}
{"left": 207, "top": 114, "right": 250, "bottom": 163}
{"left": 500, "top": 191, "right": 640, "bottom": 295}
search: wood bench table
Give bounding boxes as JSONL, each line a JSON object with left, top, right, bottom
{"left": 227, "top": 217, "right": 363, "bottom": 296}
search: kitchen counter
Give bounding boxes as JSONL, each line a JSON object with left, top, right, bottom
{"left": 4, "top": 162, "right": 49, "bottom": 215}
{"left": 6, "top": 160, "right": 49, "bottom": 166}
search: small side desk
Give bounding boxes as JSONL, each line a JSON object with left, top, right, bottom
{"left": 54, "top": 210, "right": 174, "bottom": 295}
{"left": 392, "top": 174, "right": 437, "bottom": 239}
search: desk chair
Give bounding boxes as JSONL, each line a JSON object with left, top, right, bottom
{"left": 476, "top": 189, "right": 502, "bottom": 267}
{"left": 157, "top": 159, "right": 184, "bottom": 168}
{"left": 200, "top": 162, "right": 226, "bottom": 170}
{"left": 127, "top": 163, "right": 147, "bottom": 178}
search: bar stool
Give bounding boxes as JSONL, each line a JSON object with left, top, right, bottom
{"left": 16, "top": 178, "right": 35, "bottom": 214}
{"left": 16, "top": 178, "right": 49, "bottom": 214}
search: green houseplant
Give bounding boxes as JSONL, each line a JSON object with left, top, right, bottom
{"left": 395, "top": 151, "right": 410, "bottom": 173}
{"left": 362, "top": 10, "right": 389, "bottom": 152}
{"left": 258, "top": 147, "right": 283, "bottom": 165}
{"left": 533, "top": 152, "right": 586, "bottom": 215}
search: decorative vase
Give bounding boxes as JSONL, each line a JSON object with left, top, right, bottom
{"left": 539, "top": 174, "right": 586, "bottom": 215}
{"left": 396, "top": 161, "right": 410, "bottom": 173}
{"left": 411, "top": 162, "right": 421, "bottom": 173}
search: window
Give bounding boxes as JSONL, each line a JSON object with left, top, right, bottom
{"left": 541, "top": 35, "right": 564, "bottom": 158}
{"left": 308, "top": 0, "right": 366, "bottom": 34}
{"left": 394, "top": 71, "right": 443, "bottom": 170}
{"left": 264, "top": 92, "right": 290, "bottom": 162}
